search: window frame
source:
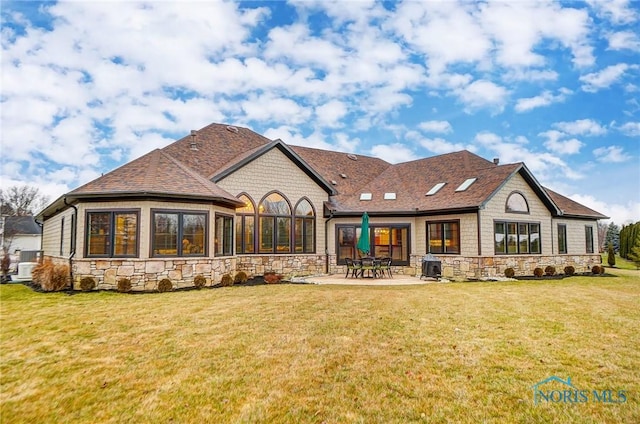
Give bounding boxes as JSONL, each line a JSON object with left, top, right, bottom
{"left": 558, "top": 223, "right": 567, "bottom": 254}
{"left": 336, "top": 223, "right": 411, "bottom": 266}
{"left": 585, "top": 225, "right": 594, "bottom": 254}
{"left": 494, "top": 220, "right": 541, "bottom": 255}
{"left": 505, "top": 191, "right": 530, "bottom": 214}
{"left": 85, "top": 209, "right": 140, "bottom": 258}
{"left": 235, "top": 194, "right": 256, "bottom": 254}
{"left": 150, "top": 209, "right": 208, "bottom": 258}
{"left": 258, "top": 191, "right": 293, "bottom": 254}
{"left": 215, "top": 213, "right": 234, "bottom": 257}
{"left": 426, "top": 220, "right": 461, "bottom": 255}
{"left": 294, "top": 198, "right": 316, "bottom": 254}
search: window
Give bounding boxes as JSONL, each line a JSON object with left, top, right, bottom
{"left": 558, "top": 224, "right": 567, "bottom": 254}
{"left": 86, "top": 210, "right": 139, "bottom": 257}
{"left": 294, "top": 199, "right": 315, "bottom": 253}
{"left": 506, "top": 192, "right": 529, "bottom": 213}
{"left": 236, "top": 194, "right": 255, "bottom": 254}
{"left": 426, "top": 182, "right": 446, "bottom": 196}
{"left": 336, "top": 224, "right": 410, "bottom": 265}
{"left": 60, "top": 217, "right": 65, "bottom": 256}
{"left": 259, "top": 192, "right": 291, "bottom": 253}
{"left": 427, "top": 221, "right": 460, "bottom": 254}
{"left": 152, "top": 210, "right": 207, "bottom": 257}
{"left": 494, "top": 221, "right": 540, "bottom": 254}
{"left": 585, "top": 225, "right": 594, "bottom": 254}
{"left": 215, "top": 214, "right": 233, "bottom": 256}
{"left": 455, "top": 178, "right": 477, "bottom": 192}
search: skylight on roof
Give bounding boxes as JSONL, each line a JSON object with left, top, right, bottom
{"left": 426, "top": 182, "right": 446, "bottom": 196}
{"left": 384, "top": 192, "right": 396, "bottom": 200}
{"left": 360, "top": 193, "right": 372, "bottom": 201}
{"left": 455, "top": 178, "right": 477, "bottom": 192}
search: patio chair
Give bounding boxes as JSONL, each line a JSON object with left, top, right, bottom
{"left": 345, "top": 258, "right": 361, "bottom": 278}
{"left": 360, "top": 257, "right": 377, "bottom": 278}
{"left": 378, "top": 257, "right": 392, "bottom": 278}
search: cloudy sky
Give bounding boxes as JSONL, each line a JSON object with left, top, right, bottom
{"left": 1, "top": 0, "right": 639, "bottom": 224}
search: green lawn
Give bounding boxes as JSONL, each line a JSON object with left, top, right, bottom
{"left": 601, "top": 253, "right": 638, "bottom": 270}
{"left": 1, "top": 270, "right": 639, "bottom": 423}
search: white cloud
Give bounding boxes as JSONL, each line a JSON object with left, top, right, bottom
{"left": 315, "top": 100, "right": 348, "bottom": 128}
{"left": 455, "top": 80, "right": 509, "bottom": 114}
{"left": 418, "top": 137, "right": 469, "bottom": 155}
{"left": 552, "top": 119, "right": 607, "bottom": 136}
{"left": 593, "top": 146, "right": 632, "bottom": 163}
{"left": 369, "top": 143, "right": 415, "bottom": 164}
{"left": 586, "top": 0, "right": 639, "bottom": 25}
{"left": 515, "top": 90, "right": 569, "bottom": 113}
{"left": 618, "top": 122, "right": 640, "bottom": 136}
{"left": 580, "top": 64, "right": 636, "bottom": 93}
{"left": 418, "top": 120, "right": 453, "bottom": 134}
{"left": 606, "top": 31, "right": 640, "bottom": 51}
{"left": 568, "top": 194, "right": 640, "bottom": 225}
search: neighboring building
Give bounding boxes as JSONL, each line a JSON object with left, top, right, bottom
{"left": 36, "top": 123, "right": 607, "bottom": 290}
{"left": 1, "top": 216, "right": 42, "bottom": 272}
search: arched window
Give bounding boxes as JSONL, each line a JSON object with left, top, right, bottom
{"left": 294, "top": 198, "right": 315, "bottom": 253}
{"left": 506, "top": 192, "right": 529, "bottom": 213}
{"left": 259, "top": 192, "right": 292, "bottom": 253}
{"left": 236, "top": 194, "right": 255, "bottom": 253}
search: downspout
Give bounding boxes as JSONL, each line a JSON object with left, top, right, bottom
{"left": 63, "top": 197, "right": 77, "bottom": 290}
{"left": 324, "top": 210, "right": 335, "bottom": 274}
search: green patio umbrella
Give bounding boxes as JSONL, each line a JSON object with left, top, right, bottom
{"left": 356, "top": 212, "right": 370, "bottom": 257}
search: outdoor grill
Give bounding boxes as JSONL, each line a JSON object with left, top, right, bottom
{"left": 420, "top": 253, "right": 442, "bottom": 279}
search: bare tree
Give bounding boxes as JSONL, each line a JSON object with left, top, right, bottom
{"left": 0, "top": 185, "right": 50, "bottom": 216}
{"left": 597, "top": 222, "right": 608, "bottom": 253}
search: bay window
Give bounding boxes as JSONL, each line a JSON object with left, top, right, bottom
{"left": 152, "top": 210, "right": 207, "bottom": 257}
{"left": 86, "top": 210, "right": 139, "bottom": 257}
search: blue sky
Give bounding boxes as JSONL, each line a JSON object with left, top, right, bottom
{"left": 1, "top": 0, "right": 639, "bottom": 224}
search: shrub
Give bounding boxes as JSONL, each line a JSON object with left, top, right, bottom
{"left": 158, "top": 278, "right": 173, "bottom": 292}
{"left": 607, "top": 243, "right": 616, "bottom": 267}
{"left": 533, "top": 267, "right": 544, "bottom": 277}
{"left": 264, "top": 272, "right": 283, "bottom": 284}
{"left": 117, "top": 278, "right": 132, "bottom": 293}
{"left": 220, "top": 273, "right": 233, "bottom": 287}
{"left": 591, "top": 265, "right": 602, "bottom": 275}
{"left": 563, "top": 265, "right": 575, "bottom": 276}
{"left": 544, "top": 265, "right": 556, "bottom": 276}
{"left": 193, "top": 274, "right": 207, "bottom": 289}
{"left": 234, "top": 271, "right": 249, "bottom": 284}
{"left": 504, "top": 267, "right": 515, "bottom": 278}
{"left": 32, "top": 259, "right": 70, "bottom": 291}
{"left": 79, "top": 277, "right": 96, "bottom": 291}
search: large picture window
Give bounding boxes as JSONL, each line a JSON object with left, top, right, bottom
{"left": 336, "top": 224, "right": 410, "bottom": 265}
{"left": 259, "top": 192, "right": 291, "bottom": 254}
{"left": 494, "top": 221, "right": 540, "bottom": 255}
{"left": 215, "top": 214, "right": 233, "bottom": 256}
{"left": 86, "top": 210, "right": 139, "bottom": 257}
{"left": 152, "top": 210, "right": 207, "bottom": 257}
{"left": 294, "top": 199, "right": 315, "bottom": 253}
{"left": 427, "top": 221, "right": 460, "bottom": 254}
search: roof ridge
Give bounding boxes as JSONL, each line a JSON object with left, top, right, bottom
{"left": 160, "top": 151, "right": 230, "bottom": 197}
{"left": 143, "top": 149, "right": 162, "bottom": 189}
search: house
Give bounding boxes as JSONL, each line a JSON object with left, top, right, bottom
{"left": 36, "top": 123, "right": 606, "bottom": 290}
{"left": 1, "top": 216, "right": 42, "bottom": 272}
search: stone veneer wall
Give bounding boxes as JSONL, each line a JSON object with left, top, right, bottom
{"left": 62, "top": 254, "right": 325, "bottom": 291}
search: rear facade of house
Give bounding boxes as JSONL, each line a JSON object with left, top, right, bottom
{"left": 37, "top": 123, "right": 606, "bottom": 290}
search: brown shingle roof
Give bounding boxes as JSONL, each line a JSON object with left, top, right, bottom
{"left": 544, "top": 187, "right": 608, "bottom": 219}
{"left": 162, "top": 123, "right": 273, "bottom": 179}
{"left": 69, "top": 149, "right": 242, "bottom": 206}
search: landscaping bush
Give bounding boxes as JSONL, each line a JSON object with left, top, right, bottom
{"left": 533, "top": 267, "right": 544, "bottom": 277}
{"left": 591, "top": 265, "right": 602, "bottom": 275}
{"left": 220, "top": 273, "right": 234, "bottom": 287}
{"left": 504, "top": 267, "right": 515, "bottom": 278}
{"left": 564, "top": 265, "right": 575, "bottom": 276}
{"left": 544, "top": 265, "right": 556, "bottom": 276}
{"left": 193, "top": 274, "right": 206, "bottom": 289}
{"left": 117, "top": 278, "right": 132, "bottom": 293}
{"left": 234, "top": 271, "right": 249, "bottom": 284}
{"left": 79, "top": 277, "right": 96, "bottom": 291}
{"left": 264, "top": 272, "right": 283, "bottom": 284}
{"left": 158, "top": 278, "right": 173, "bottom": 292}
{"left": 32, "top": 259, "right": 70, "bottom": 291}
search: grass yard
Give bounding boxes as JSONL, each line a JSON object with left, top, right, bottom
{"left": 1, "top": 270, "right": 639, "bottom": 423}
{"left": 601, "top": 253, "right": 638, "bottom": 271}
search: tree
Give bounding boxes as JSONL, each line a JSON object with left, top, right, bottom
{"left": 620, "top": 222, "right": 640, "bottom": 260}
{"left": 604, "top": 222, "right": 620, "bottom": 252}
{"left": 597, "top": 222, "right": 608, "bottom": 253}
{"left": 607, "top": 243, "right": 616, "bottom": 267}
{"left": 0, "top": 185, "right": 50, "bottom": 217}
{"left": 628, "top": 234, "right": 640, "bottom": 270}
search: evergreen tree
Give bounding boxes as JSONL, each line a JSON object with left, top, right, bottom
{"left": 628, "top": 235, "right": 640, "bottom": 270}
{"left": 604, "top": 222, "right": 620, "bottom": 252}
{"left": 607, "top": 243, "right": 616, "bottom": 267}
